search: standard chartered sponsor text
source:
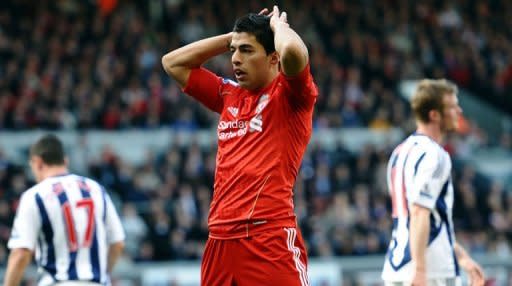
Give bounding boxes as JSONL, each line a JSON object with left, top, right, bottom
{"left": 218, "top": 120, "right": 248, "bottom": 140}
{"left": 218, "top": 119, "right": 247, "bottom": 130}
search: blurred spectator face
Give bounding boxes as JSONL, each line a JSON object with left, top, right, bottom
{"left": 441, "top": 93, "right": 463, "bottom": 132}
{"left": 0, "top": 201, "right": 10, "bottom": 225}
{"left": 230, "top": 32, "right": 279, "bottom": 90}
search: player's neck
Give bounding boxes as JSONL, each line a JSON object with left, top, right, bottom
{"left": 264, "top": 71, "right": 279, "bottom": 88}
{"left": 41, "top": 165, "right": 69, "bottom": 180}
{"left": 252, "top": 70, "right": 278, "bottom": 93}
{"left": 416, "top": 124, "right": 444, "bottom": 144}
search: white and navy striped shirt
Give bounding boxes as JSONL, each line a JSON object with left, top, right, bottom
{"left": 382, "top": 133, "right": 460, "bottom": 282}
{"left": 8, "top": 174, "right": 125, "bottom": 286}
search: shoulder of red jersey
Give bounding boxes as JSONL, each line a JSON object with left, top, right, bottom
{"left": 221, "top": 78, "right": 239, "bottom": 87}
{"left": 218, "top": 78, "right": 241, "bottom": 89}
{"left": 220, "top": 78, "right": 243, "bottom": 97}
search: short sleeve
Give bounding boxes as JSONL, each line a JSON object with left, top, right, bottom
{"left": 183, "top": 67, "right": 225, "bottom": 113}
{"left": 104, "top": 193, "right": 125, "bottom": 244}
{"left": 7, "top": 192, "right": 41, "bottom": 250}
{"left": 282, "top": 63, "right": 318, "bottom": 109}
{"left": 408, "top": 150, "right": 446, "bottom": 210}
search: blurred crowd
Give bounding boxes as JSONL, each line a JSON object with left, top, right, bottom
{"left": 0, "top": 0, "right": 511, "bottom": 131}
{"left": 0, "top": 127, "right": 511, "bottom": 265}
{"left": 0, "top": 0, "right": 512, "bottom": 268}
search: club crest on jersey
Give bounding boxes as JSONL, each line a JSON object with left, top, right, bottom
{"left": 52, "top": 182, "right": 65, "bottom": 195}
{"left": 256, "top": 94, "right": 269, "bottom": 114}
{"left": 227, "top": 106, "right": 239, "bottom": 117}
{"left": 249, "top": 114, "right": 263, "bottom": 133}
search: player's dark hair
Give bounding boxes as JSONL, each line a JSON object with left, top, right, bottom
{"left": 411, "top": 79, "right": 458, "bottom": 123}
{"left": 30, "top": 134, "right": 66, "bottom": 165}
{"left": 233, "top": 13, "right": 275, "bottom": 54}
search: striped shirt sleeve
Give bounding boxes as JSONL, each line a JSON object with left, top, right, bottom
{"left": 7, "top": 192, "right": 42, "bottom": 250}
{"left": 408, "top": 148, "right": 446, "bottom": 210}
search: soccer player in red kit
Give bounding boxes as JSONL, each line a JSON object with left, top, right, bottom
{"left": 162, "top": 6, "right": 317, "bottom": 286}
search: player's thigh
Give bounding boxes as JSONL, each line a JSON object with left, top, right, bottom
{"left": 235, "top": 227, "right": 309, "bottom": 286}
{"left": 201, "top": 237, "right": 236, "bottom": 286}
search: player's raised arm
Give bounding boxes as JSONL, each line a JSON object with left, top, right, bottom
{"left": 161, "top": 33, "right": 233, "bottom": 88}
{"left": 268, "top": 5, "right": 308, "bottom": 76}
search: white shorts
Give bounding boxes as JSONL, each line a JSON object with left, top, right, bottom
{"left": 384, "top": 277, "right": 461, "bottom": 286}
{"left": 53, "top": 282, "right": 102, "bottom": 286}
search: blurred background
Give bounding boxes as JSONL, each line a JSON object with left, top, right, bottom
{"left": 0, "top": 0, "right": 511, "bottom": 285}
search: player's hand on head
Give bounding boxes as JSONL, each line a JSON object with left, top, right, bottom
{"left": 258, "top": 8, "right": 269, "bottom": 15}
{"left": 266, "top": 5, "right": 289, "bottom": 31}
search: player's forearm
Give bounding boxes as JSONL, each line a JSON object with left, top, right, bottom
{"left": 162, "top": 33, "right": 232, "bottom": 73}
{"left": 107, "top": 241, "right": 124, "bottom": 274}
{"left": 273, "top": 22, "right": 308, "bottom": 76}
{"left": 4, "top": 249, "right": 32, "bottom": 286}
{"left": 454, "top": 242, "right": 485, "bottom": 285}
{"left": 454, "top": 242, "right": 471, "bottom": 267}
{"left": 454, "top": 242, "right": 467, "bottom": 258}
{"left": 409, "top": 205, "right": 430, "bottom": 273}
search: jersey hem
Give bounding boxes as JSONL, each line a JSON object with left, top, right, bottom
{"left": 208, "top": 217, "right": 297, "bottom": 240}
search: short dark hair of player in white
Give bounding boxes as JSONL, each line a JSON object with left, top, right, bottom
{"left": 4, "top": 134, "right": 125, "bottom": 286}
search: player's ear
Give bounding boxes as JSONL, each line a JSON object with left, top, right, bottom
{"left": 269, "top": 51, "right": 279, "bottom": 65}
{"left": 428, "top": 109, "right": 441, "bottom": 123}
{"left": 31, "top": 156, "right": 43, "bottom": 170}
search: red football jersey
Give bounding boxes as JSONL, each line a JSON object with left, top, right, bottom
{"left": 183, "top": 65, "right": 318, "bottom": 239}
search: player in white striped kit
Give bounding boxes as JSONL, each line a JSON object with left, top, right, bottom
{"left": 4, "top": 134, "right": 125, "bottom": 286}
{"left": 381, "top": 79, "right": 485, "bottom": 286}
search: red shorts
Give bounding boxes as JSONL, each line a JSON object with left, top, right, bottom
{"left": 201, "top": 227, "right": 309, "bottom": 286}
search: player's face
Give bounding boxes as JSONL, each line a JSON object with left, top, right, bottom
{"left": 230, "top": 32, "right": 277, "bottom": 90}
{"left": 441, "top": 93, "right": 462, "bottom": 132}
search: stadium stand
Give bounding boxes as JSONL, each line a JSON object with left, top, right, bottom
{"left": 0, "top": 0, "right": 511, "bottom": 284}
